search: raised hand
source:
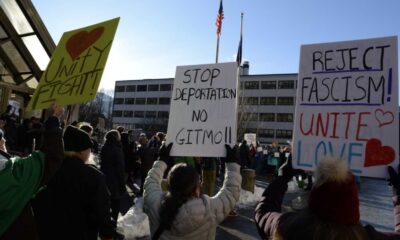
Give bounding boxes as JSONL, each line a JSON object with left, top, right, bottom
{"left": 224, "top": 144, "right": 240, "bottom": 164}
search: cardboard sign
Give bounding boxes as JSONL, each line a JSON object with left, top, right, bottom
{"left": 293, "top": 36, "right": 398, "bottom": 178}
{"left": 27, "top": 18, "right": 120, "bottom": 110}
{"left": 244, "top": 133, "right": 257, "bottom": 147}
{"left": 167, "top": 62, "right": 238, "bottom": 157}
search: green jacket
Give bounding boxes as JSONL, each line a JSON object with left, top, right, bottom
{"left": 0, "top": 151, "right": 45, "bottom": 236}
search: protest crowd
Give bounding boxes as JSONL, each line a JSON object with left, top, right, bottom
{"left": 0, "top": 103, "right": 399, "bottom": 240}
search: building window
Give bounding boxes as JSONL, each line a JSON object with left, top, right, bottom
{"left": 261, "top": 81, "right": 276, "bottom": 89}
{"left": 113, "top": 110, "right": 123, "bottom": 117}
{"left": 159, "top": 97, "right": 170, "bottom": 105}
{"left": 277, "top": 97, "right": 294, "bottom": 105}
{"left": 137, "top": 85, "right": 147, "bottom": 92}
{"left": 277, "top": 113, "right": 293, "bottom": 122}
{"left": 259, "top": 129, "right": 274, "bottom": 138}
{"left": 125, "top": 85, "right": 136, "bottom": 92}
{"left": 125, "top": 98, "right": 135, "bottom": 104}
{"left": 135, "top": 98, "right": 146, "bottom": 105}
{"left": 146, "top": 98, "right": 158, "bottom": 105}
{"left": 146, "top": 111, "right": 157, "bottom": 118}
{"left": 123, "top": 111, "right": 133, "bottom": 117}
{"left": 242, "top": 112, "right": 258, "bottom": 121}
{"left": 148, "top": 84, "right": 159, "bottom": 91}
{"left": 160, "top": 84, "right": 172, "bottom": 91}
{"left": 134, "top": 111, "right": 145, "bottom": 118}
{"left": 276, "top": 129, "right": 292, "bottom": 138}
{"left": 242, "top": 97, "right": 258, "bottom": 105}
{"left": 259, "top": 113, "right": 275, "bottom": 122}
{"left": 115, "top": 86, "right": 125, "bottom": 92}
{"left": 114, "top": 98, "right": 124, "bottom": 104}
{"left": 244, "top": 81, "right": 259, "bottom": 90}
{"left": 260, "top": 97, "right": 276, "bottom": 105}
{"left": 278, "top": 80, "right": 295, "bottom": 89}
{"left": 158, "top": 111, "right": 169, "bottom": 119}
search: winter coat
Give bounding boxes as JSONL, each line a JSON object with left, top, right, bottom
{"left": 138, "top": 144, "right": 156, "bottom": 175}
{"left": 0, "top": 117, "right": 63, "bottom": 240}
{"left": 100, "top": 143, "right": 126, "bottom": 199}
{"left": 33, "top": 156, "right": 114, "bottom": 240}
{"left": 143, "top": 161, "right": 242, "bottom": 240}
{"left": 122, "top": 141, "right": 138, "bottom": 173}
{"left": 254, "top": 177, "right": 400, "bottom": 240}
{"left": 239, "top": 143, "right": 251, "bottom": 168}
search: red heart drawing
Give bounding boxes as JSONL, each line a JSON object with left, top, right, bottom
{"left": 364, "top": 138, "right": 395, "bottom": 167}
{"left": 374, "top": 109, "right": 394, "bottom": 127}
{"left": 65, "top": 27, "right": 105, "bottom": 61}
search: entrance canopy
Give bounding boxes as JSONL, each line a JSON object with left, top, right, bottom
{"left": 0, "top": 0, "right": 54, "bottom": 95}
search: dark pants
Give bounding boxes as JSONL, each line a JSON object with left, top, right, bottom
{"left": 110, "top": 198, "right": 120, "bottom": 227}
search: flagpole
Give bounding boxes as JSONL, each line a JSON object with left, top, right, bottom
{"left": 240, "top": 12, "right": 243, "bottom": 41}
{"left": 215, "top": 0, "right": 223, "bottom": 63}
{"left": 216, "top": 35, "right": 220, "bottom": 63}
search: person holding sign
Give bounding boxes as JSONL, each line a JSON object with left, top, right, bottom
{"left": 143, "top": 143, "right": 242, "bottom": 240}
{"left": 255, "top": 157, "right": 400, "bottom": 240}
{"left": 0, "top": 103, "right": 64, "bottom": 240}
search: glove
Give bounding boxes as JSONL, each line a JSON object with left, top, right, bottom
{"left": 158, "top": 143, "right": 174, "bottom": 168}
{"left": 224, "top": 144, "right": 240, "bottom": 164}
{"left": 388, "top": 165, "right": 400, "bottom": 195}
{"left": 278, "top": 153, "right": 294, "bottom": 182}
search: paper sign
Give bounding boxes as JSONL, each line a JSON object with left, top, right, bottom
{"left": 244, "top": 133, "right": 257, "bottom": 147}
{"left": 293, "top": 36, "right": 398, "bottom": 178}
{"left": 27, "top": 18, "right": 120, "bottom": 110}
{"left": 167, "top": 62, "right": 238, "bottom": 157}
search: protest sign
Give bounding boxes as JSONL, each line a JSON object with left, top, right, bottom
{"left": 293, "top": 36, "right": 398, "bottom": 178}
{"left": 27, "top": 18, "right": 119, "bottom": 110}
{"left": 167, "top": 62, "right": 238, "bottom": 157}
{"left": 244, "top": 133, "right": 257, "bottom": 147}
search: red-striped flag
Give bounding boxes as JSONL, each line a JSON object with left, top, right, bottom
{"left": 216, "top": 0, "right": 224, "bottom": 36}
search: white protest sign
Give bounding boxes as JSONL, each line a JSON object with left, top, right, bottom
{"left": 167, "top": 62, "right": 238, "bottom": 157}
{"left": 293, "top": 36, "right": 398, "bottom": 178}
{"left": 244, "top": 133, "right": 257, "bottom": 147}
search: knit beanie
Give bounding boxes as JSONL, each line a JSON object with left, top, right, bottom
{"left": 309, "top": 158, "right": 360, "bottom": 225}
{"left": 63, "top": 125, "right": 93, "bottom": 152}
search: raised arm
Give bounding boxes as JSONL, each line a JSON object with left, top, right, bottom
{"left": 209, "top": 145, "right": 242, "bottom": 223}
{"left": 255, "top": 154, "right": 294, "bottom": 239}
{"left": 39, "top": 103, "right": 65, "bottom": 186}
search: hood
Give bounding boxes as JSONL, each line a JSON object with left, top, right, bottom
{"left": 168, "top": 196, "right": 209, "bottom": 235}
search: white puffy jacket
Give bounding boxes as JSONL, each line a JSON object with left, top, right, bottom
{"left": 143, "top": 161, "right": 241, "bottom": 240}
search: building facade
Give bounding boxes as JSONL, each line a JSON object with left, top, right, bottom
{"left": 113, "top": 70, "right": 297, "bottom": 145}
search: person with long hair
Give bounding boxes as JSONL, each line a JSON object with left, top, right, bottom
{"left": 143, "top": 143, "right": 242, "bottom": 240}
{"left": 100, "top": 129, "right": 126, "bottom": 236}
{"left": 255, "top": 156, "right": 400, "bottom": 240}
{"left": 33, "top": 125, "right": 115, "bottom": 240}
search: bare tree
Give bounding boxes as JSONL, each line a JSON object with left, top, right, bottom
{"left": 237, "top": 87, "right": 259, "bottom": 142}
{"left": 78, "top": 88, "right": 114, "bottom": 128}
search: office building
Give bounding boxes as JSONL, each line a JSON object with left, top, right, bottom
{"left": 113, "top": 63, "right": 297, "bottom": 145}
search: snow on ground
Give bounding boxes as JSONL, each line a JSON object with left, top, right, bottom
{"left": 237, "top": 186, "right": 264, "bottom": 207}
{"left": 117, "top": 198, "right": 150, "bottom": 240}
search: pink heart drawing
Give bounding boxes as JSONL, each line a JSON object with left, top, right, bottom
{"left": 374, "top": 109, "right": 394, "bottom": 127}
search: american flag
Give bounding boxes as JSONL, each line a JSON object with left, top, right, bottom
{"left": 216, "top": 0, "right": 224, "bottom": 36}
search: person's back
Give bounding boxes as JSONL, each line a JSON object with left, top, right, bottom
{"left": 144, "top": 144, "right": 242, "bottom": 240}
{"left": 33, "top": 156, "right": 111, "bottom": 240}
{"left": 33, "top": 126, "right": 114, "bottom": 240}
